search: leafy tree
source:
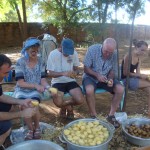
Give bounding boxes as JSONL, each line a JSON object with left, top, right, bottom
{"left": 0, "top": 0, "right": 34, "bottom": 40}
{"left": 35, "top": 0, "right": 91, "bottom": 36}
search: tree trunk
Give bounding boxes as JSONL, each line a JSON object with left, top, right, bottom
{"left": 14, "top": 2, "right": 24, "bottom": 41}
{"left": 22, "top": 0, "right": 28, "bottom": 40}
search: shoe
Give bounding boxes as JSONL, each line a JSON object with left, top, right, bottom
{"left": 34, "top": 128, "right": 41, "bottom": 139}
{"left": 25, "top": 130, "right": 34, "bottom": 140}
{"left": 106, "top": 115, "right": 120, "bottom": 128}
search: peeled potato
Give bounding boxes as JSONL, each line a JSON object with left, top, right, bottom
{"left": 49, "top": 87, "right": 58, "bottom": 94}
{"left": 63, "top": 121, "right": 109, "bottom": 146}
{"left": 108, "top": 80, "right": 112, "bottom": 84}
{"left": 31, "top": 100, "right": 39, "bottom": 106}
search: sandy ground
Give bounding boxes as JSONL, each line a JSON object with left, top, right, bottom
{"left": 0, "top": 43, "right": 150, "bottom": 150}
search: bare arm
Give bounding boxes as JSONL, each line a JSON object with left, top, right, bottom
{"left": 17, "top": 79, "right": 46, "bottom": 92}
{"left": 41, "top": 78, "right": 50, "bottom": 88}
{"left": 0, "top": 111, "right": 21, "bottom": 120}
{"left": 84, "top": 66, "right": 107, "bottom": 82}
{"left": 47, "top": 70, "right": 72, "bottom": 78}
{"left": 107, "top": 70, "right": 115, "bottom": 79}
{"left": 17, "top": 79, "right": 36, "bottom": 89}
{"left": 136, "top": 60, "right": 141, "bottom": 74}
{"left": 0, "top": 94, "right": 23, "bottom": 105}
{"left": 84, "top": 66, "right": 98, "bottom": 78}
{"left": 0, "top": 95, "right": 36, "bottom": 121}
{"left": 0, "top": 107, "right": 36, "bottom": 121}
{"left": 123, "top": 54, "right": 141, "bottom": 78}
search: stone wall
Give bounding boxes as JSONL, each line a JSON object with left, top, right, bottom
{"left": 0, "top": 22, "right": 150, "bottom": 48}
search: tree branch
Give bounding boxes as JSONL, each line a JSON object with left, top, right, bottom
{"left": 68, "top": 7, "right": 91, "bottom": 22}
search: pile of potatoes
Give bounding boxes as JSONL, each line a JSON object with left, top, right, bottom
{"left": 125, "top": 124, "right": 150, "bottom": 138}
{"left": 63, "top": 120, "right": 109, "bottom": 146}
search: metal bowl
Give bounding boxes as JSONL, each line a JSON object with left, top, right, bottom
{"left": 62, "top": 118, "right": 115, "bottom": 150}
{"left": 6, "top": 140, "right": 64, "bottom": 150}
{"left": 122, "top": 118, "right": 150, "bottom": 146}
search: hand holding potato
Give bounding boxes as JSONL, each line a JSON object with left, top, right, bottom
{"left": 31, "top": 100, "right": 39, "bottom": 107}
{"left": 48, "top": 87, "right": 58, "bottom": 94}
{"left": 70, "top": 72, "right": 77, "bottom": 78}
{"left": 105, "top": 79, "right": 113, "bottom": 87}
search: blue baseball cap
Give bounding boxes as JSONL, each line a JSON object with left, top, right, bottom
{"left": 61, "top": 38, "right": 74, "bottom": 55}
{"left": 21, "top": 38, "right": 40, "bottom": 56}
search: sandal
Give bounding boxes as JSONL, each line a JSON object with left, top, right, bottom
{"left": 59, "top": 108, "right": 67, "bottom": 118}
{"left": 25, "top": 130, "right": 33, "bottom": 140}
{"left": 106, "top": 115, "right": 120, "bottom": 128}
{"left": 34, "top": 128, "right": 41, "bottom": 139}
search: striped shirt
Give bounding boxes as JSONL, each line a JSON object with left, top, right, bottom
{"left": 83, "top": 44, "right": 118, "bottom": 82}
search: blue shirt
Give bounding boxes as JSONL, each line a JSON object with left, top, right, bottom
{"left": 83, "top": 44, "right": 118, "bottom": 82}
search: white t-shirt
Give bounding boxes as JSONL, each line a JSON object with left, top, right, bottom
{"left": 47, "top": 49, "right": 80, "bottom": 85}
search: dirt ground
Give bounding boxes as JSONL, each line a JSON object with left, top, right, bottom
{"left": 0, "top": 42, "right": 150, "bottom": 150}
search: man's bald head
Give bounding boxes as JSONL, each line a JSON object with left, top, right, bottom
{"left": 102, "top": 38, "right": 116, "bottom": 59}
{"left": 103, "top": 38, "right": 116, "bottom": 50}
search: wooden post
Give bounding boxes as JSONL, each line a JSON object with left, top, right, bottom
{"left": 123, "top": 12, "right": 136, "bottom": 111}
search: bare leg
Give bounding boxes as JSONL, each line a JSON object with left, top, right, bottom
{"left": 69, "top": 87, "right": 84, "bottom": 105}
{"left": 139, "top": 79, "right": 150, "bottom": 88}
{"left": 0, "top": 128, "right": 11, "bottom": 146}
{"left": 21, "top": 106, "right": 34, "bottom": 131}
{"left": 109, "top": 84, "right": 124, "bottom": 116}
{"left": 24, "top": 117, "right": 34, "bottom": 130}
{"left": 53, "top": 89, "right": 83, "bottom": 107}
{"left": 52, "top": 91, "right": 74, "bottom": 117}
{"left": 32, "top": 107, "right": 40, "bottom": 129}
{"left": 85, "top": 84, "right": 97, "bottom": 116}
{"left": 52, "top": 87, "right": 84, "bottom": 118}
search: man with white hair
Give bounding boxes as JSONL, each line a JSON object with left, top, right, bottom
{"left": 82, "top": 38, "right": 124, "bottom": 128}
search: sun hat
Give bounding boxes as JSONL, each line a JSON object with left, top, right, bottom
{"left": 21, "top": 37, "right": 40, "bottom": 56}
{"left": 61, "top": 38, "right": 74, "bottom": 55}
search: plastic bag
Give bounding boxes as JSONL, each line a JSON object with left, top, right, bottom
{"left": 10, "top": 122, "right": 55, "bottom": 144}
{"left": 114, "top": 112, "right": 127, "bottom": 124}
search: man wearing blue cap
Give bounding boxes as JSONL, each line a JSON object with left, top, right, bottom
{"left": 47, "top": 38, "right": 84, "bottom": 119}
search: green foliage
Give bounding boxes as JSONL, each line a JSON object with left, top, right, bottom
{"left": 34, "top": 0, "right": 90, "bottom": 35}
{"left": 125, "top": 0, "right": 145, "bottom": 20}
{"left": 0, "top": 0, "right": 147, "bottom": 38}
